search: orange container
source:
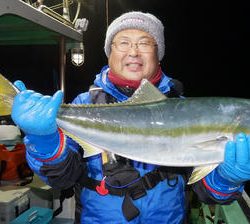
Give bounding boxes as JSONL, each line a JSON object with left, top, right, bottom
{"left": 0, "top": 144, "right": 32, "bottom": 180}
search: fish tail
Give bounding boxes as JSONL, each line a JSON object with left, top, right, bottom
{"left": 0, "top": 74, "right": 19, "bottom": 116}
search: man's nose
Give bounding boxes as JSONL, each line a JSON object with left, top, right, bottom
{"left": 128, "top": 43, "right": 139, "bottom": 56}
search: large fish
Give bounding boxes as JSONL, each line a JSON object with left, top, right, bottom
{"left": 1, "top": 73, "right": 250, "bottom": 184}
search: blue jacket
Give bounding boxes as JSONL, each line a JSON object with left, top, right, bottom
{"left": 26, "top": 66, "right": 242, "bottom": 224}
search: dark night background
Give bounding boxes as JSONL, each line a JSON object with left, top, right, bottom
{"left": 0, "top": 0, "right": 249, "bottom": 193}
{"left": 0, "top": 0, "right": 249, "bottom": 102}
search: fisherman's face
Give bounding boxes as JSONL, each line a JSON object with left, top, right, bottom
{"left": 109, "top": 29, "right": 159, "bottom": 81}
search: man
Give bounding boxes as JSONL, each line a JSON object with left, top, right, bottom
{"left": 11, "top": 11, "right": 250, "bottom": 224}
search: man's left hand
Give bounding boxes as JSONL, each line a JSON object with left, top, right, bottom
{"left": 217, "top": 133, "right": 250, "bottom": 185}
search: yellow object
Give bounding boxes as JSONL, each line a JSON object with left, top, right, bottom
{"left": 0, "top": 74, "right": 19, "bottom": 116}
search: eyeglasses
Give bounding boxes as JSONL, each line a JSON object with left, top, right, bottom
{"left": 112, "top": 40, "right": 157, "bottom": 53}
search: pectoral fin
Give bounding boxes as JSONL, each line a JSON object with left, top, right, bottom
{"left": 187, "top": 164, "right": 219, "bottom": 185}
{"left": 192, "top": 136, "right": 229, "bottom": 150}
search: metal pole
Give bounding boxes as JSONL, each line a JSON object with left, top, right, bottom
{"left": 59, "top": 36, "right": 66, "bottom": 102}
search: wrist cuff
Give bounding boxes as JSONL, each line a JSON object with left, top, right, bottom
{"left": 203, "top": 169, "right": 244, "bottom": 199}
{"left": 24, "top": 129, "right": 65, "bottom": 161}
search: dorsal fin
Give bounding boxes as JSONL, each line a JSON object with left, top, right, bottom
{"left": 126, "top": 79, "right": 167, "bottom": 104}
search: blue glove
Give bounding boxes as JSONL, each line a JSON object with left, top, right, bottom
{"left": 11, "top": 80, "right": 63, "bottom": 155}
{"left": 217, "top": 133, "right": 250, "bottom": 185}
{"left": 14, "top": 80, "right": 27, "bottom": 91}
{"left": 204, "top": 133, "right": 249, "bottom": 199}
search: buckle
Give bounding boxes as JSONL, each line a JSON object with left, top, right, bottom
{"left": 129, "top": 181, "right": 147, "bottom": 200}
{"left": 96, "top": 179, "right": 109, "bottom": 196}
{"left": 143, "top": 171, "right": 161, "bottom": 189}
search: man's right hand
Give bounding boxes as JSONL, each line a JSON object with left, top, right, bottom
{"left": 11, "top": 80, "right": 63, "bottom": 155}
{"left": 11, "top": 80, "right": 63, "bottom": 136}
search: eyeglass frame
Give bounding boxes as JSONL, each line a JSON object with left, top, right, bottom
{"left": 111, "top": 39, "right": 157, "bottom": 53}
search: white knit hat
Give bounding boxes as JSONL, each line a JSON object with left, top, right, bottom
{"left": 104, "top": 11, "right": 165, "bottom": 60}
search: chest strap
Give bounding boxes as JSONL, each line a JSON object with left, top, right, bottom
{"left": 77, "top": 167, "right": 179, "bottom": 221}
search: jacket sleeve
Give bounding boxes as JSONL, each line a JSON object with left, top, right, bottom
{"left": 26, "top": 128, "right": 86, "bottom": 190}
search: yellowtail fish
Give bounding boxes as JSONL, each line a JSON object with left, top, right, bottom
{"left": 1, "top": 73, "right": 250, "bottom": 184}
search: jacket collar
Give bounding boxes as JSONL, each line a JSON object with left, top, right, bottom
{"left": 94, "top": 65, "right": 172, "bottom": 102}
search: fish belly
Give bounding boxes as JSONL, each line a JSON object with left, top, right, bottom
{"left": 57, "top": 119, "right": 230, "bottom": 166}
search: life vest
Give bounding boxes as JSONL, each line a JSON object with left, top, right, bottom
{"left": 55, "top": 76, "right": 189, "bottom": 221}
{"left": 73, "top": 79, "right": 188, "bottom": 221}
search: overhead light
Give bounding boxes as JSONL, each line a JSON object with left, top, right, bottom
{"left": 71, "top": 42, "right": 84, "bottom": 66}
